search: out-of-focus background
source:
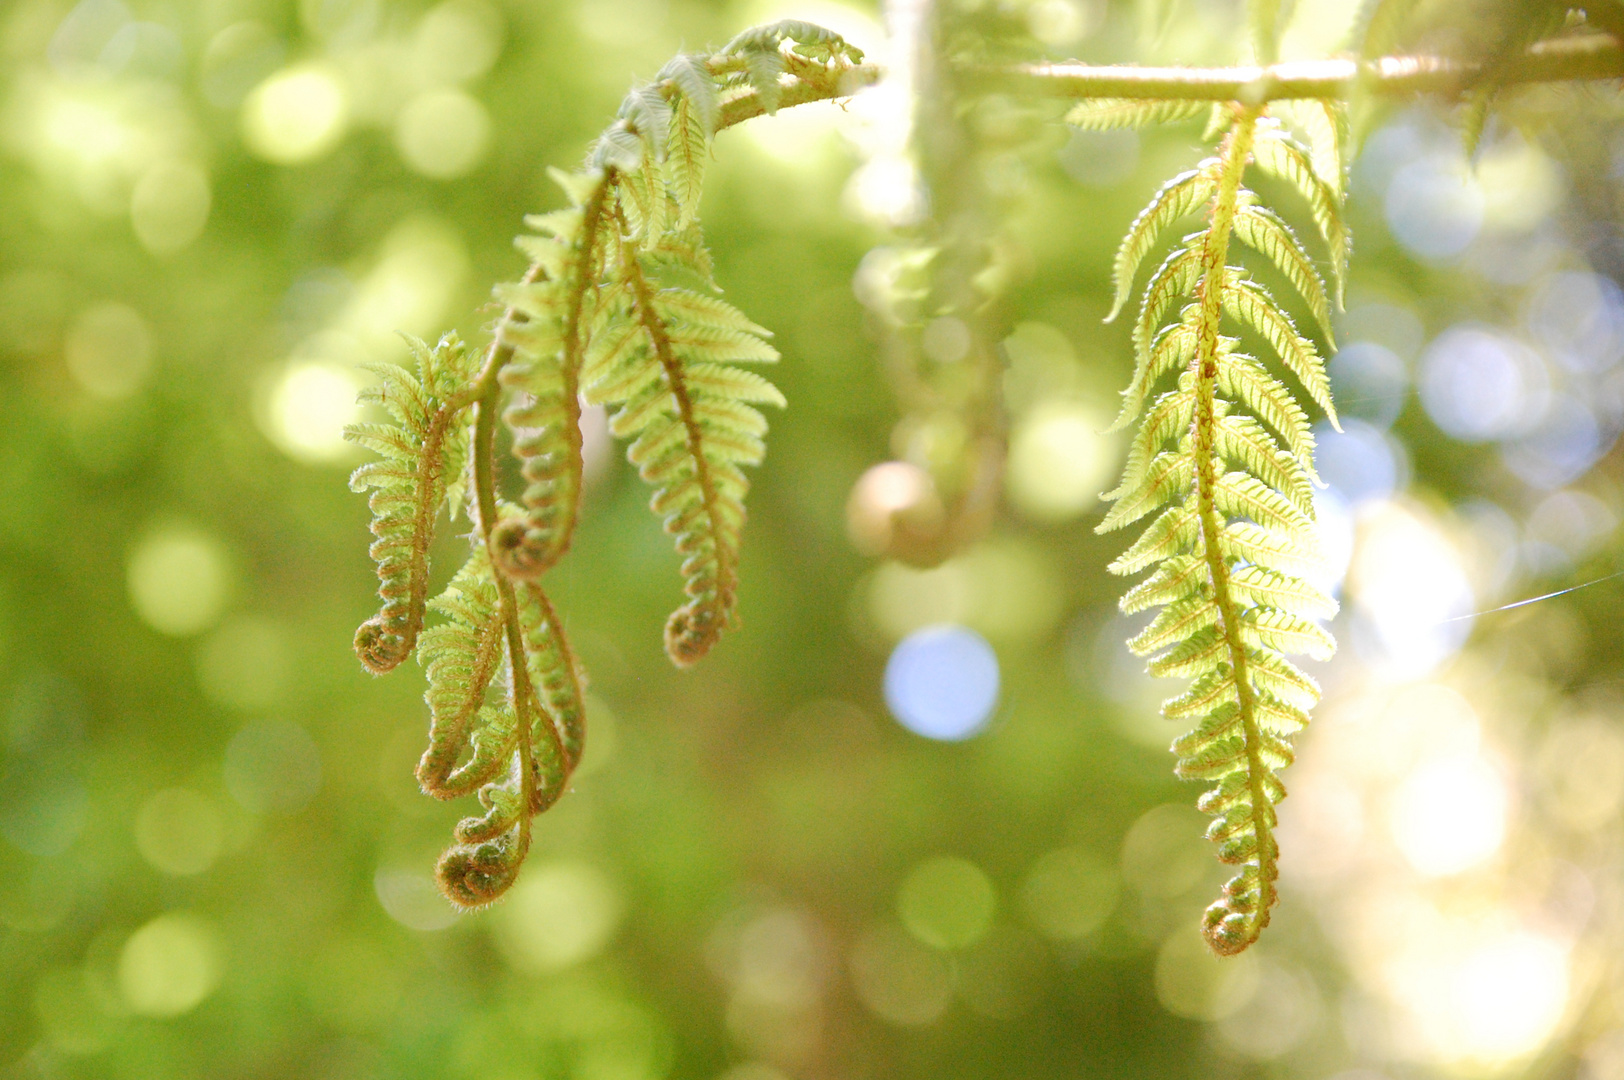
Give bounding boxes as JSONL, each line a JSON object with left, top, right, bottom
{"left": 3, "top": 0, "right": 1624, "bottom": 1077}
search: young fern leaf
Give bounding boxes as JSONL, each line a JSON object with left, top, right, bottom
{"left": 346, "top": 333, "right": 478, "bottom": 674}
{"left": 590, "top": 207, "right": 784, "bottom": 666}
{"left": 412, "top": 539, "right": 585, "bottom": 909}
{"left": 489, "top": 174, "right": 614, "bottom": 581}
{"left": 1097, "top": 106, "right": 1346, "bottom": 956}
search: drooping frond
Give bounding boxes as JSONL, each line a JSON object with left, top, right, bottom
{"left": 346, "top": 333, "right": 478, "bottom": 674}
{"left": 587, "top": 210, "right": 783, "bottom": 666}
{"left": 420, "top": 538, "right": 585, "bottom": 909}
{"left": 1097, "top": 105, "right": 1346, "bottom": 956}
{"left": 415, "top": 549, "right": 509, "bottom": 801}
{"left": 1249, "top": 120, "right": 1351, "bottom": 304}
{"left": 488, "top": 172, "right": 614, "bottom": 581}
{"left": 517, "top": 579, "right": 586, "bottom": 813}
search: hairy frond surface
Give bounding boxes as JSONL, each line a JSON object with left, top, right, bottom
{"left": 1097, "top": 105, "right": 1347, "bottom": 956}
{"left": 346, "top": 332, "right": 478, "bottom": 674}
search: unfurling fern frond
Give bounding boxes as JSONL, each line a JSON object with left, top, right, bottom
{"left": 487, "top": 19, "right": 854, "bottom": 662}
{"left": 347, "top": 20, "right": 868, "bottom": 908}
{"left": 488, "top": 173, "right": 614, "bottom": 581}
{"left": 589, "top": 211, "right": 784, "bottom": 666}
{"left": 417, "top": 539, "right": 585, "bottom": 908}
{"left": 346, "top": 333, "right": 478, "bottom": 674}
{"left": 1094, "top": 102, "right": 1348, "bottom": 955}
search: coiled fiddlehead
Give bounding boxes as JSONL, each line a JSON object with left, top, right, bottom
{"left": 347, "top": 21, "right": 871, "bottom": 907}
{"left": 1088, "top": 99, "right": 1348, "bottom": 955}
{"left": 346, "top": 332, "right": 478, "bottom": 674}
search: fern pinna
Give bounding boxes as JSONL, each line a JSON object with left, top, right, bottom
{"left": 1085, "top": 99, "right": 1348, "bottom": 955}
{"left": 347, "top": 22, "right": 868, "bottom": 907}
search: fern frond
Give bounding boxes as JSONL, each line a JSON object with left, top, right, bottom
{"left": 590, "top": 208, "right": 782, "bottom": 666}
{"left": 416, "top": 549, "right": 510, "bottom": 800}
{"left": 489, "top": 173, "right": 615, "bottom": 581}
{"left": 1231, "top": 202, "right": 1335, "bottom": 343}
{"left": 1067, "top": 98, "right": 1207, "bottom": 130}
{"left": 517, "top": 580, "right": 585, "bottom": 814}
{"left": 1097, "top": 106, "right": 1348, "bottom": 956}
{"left": 346, "top": 332, "right": 478, "bottom": 674}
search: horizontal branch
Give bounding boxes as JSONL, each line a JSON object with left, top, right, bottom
{"left": 963, "top": 33, "right": 1624, "bottom": 103}
{"left": 718, "top": 62, "right": 884, "bottom": 130}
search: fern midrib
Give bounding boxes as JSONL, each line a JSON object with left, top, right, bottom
{"left": 617, "top": 206, "right": 738, "bottom": 619}
{"left": 1192, "top": 107, "right": 1276, "bottom": 932}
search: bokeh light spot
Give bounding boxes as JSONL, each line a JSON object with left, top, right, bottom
{"left": 241, "top": 64, "right": 349, "bottom": 165}
{"left": 1154, "top": 927, "right": 1259, "bottom": 1021}
{"left": 130, "top": 159, "right": 210, "bottom": 254}
{"left": 262, "top": 359, "right": 363, "bottom": 464}
{"left": 394, "top": 89, "right": 490, "bottom": 179}
{"left": 1390, "top": 756, "right": 1507, "bottom": 877}
{"left": 126, "top": 524, "right": 233, "bottom": 637}
{"left": 135, "top": 787, "right": 225, "bottom": 876}
{"left": 492, "top": 862, "right": 623, "bottom": 972}
{"left": 1006, "top": 402, "right": 1111, "bottom": 522}
{"left": 1019, "top": 846, "right": 1118, "bottom": 941}
{"left": 117, "top": 913, "right": 222, "bottom": 1017}
{"left": 223, "top": 719, "right": 321, "bottom": 815}
{"left": 374, "top": 868, "right": 456, "bottom": 932}
{"left": 1386, "top": 154, "right": 1484, "bottom": 261}
{"left": 849, "top": 924, "right": 953, "bottom": 1026}
{"left": 883, "top": 625, "right": 999, "bottom": 741}
{"left": 1328, "top": 340, "right": 1408, "bottom": 430}
{"left": 414, "top": 0, "right": 504, "bottom": 83}
{"left": 897, "top": 855, "right": 996, "bottom": 950}
{"left": 194, "top": 616, "right": 292, "bottom": 712}
{"left": 1120, "top": 803, "right": 1210, "bottom": 899}
{"left": 1420, "top": 325, "right": 1547, "bottom": 442}
{"left": 65, "top": 301, "right": 151, "bottom": 399}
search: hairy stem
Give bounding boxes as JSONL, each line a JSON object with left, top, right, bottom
{"left": 966, "top": 32, "right": 1624, "bottom": 102}
{"left": 1192, "top": 109, "right": 1274, "bottom": 951}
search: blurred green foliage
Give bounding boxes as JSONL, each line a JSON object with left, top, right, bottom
{"left": 3, "top": 1, "right": 1624, "bottom": 1079}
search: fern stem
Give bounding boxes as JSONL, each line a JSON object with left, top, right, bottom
{"left": 966, "top": 32, "right": 1624, "bottom": 103}
{"left": 472, "top": 379, "right": 553, "bottom": 844}
{"left": 1192, "top": 109, "right": 1276, "bottom": 954}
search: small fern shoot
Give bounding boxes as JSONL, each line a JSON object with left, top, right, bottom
{"left": 346, "top": 332, "right": 478, "bottom": 674}
{"left": 1090, "top": 100, "right": 1347, "bottom": 955}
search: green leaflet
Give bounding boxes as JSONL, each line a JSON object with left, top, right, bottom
{"left": 1108, "top": 166, "right": 1218, "bottom": 321}
{"left": 1231, "top": 201, "right": 1335, "bottom": 344}
{"left": 1097, "top": 107, "right": 1347, "bottom": 956}
{"left": 1249, "top": 124, "right": 1350, "bottom": 305}
{"left": 346, "top": 332, "right": 479, "bottom": 675}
